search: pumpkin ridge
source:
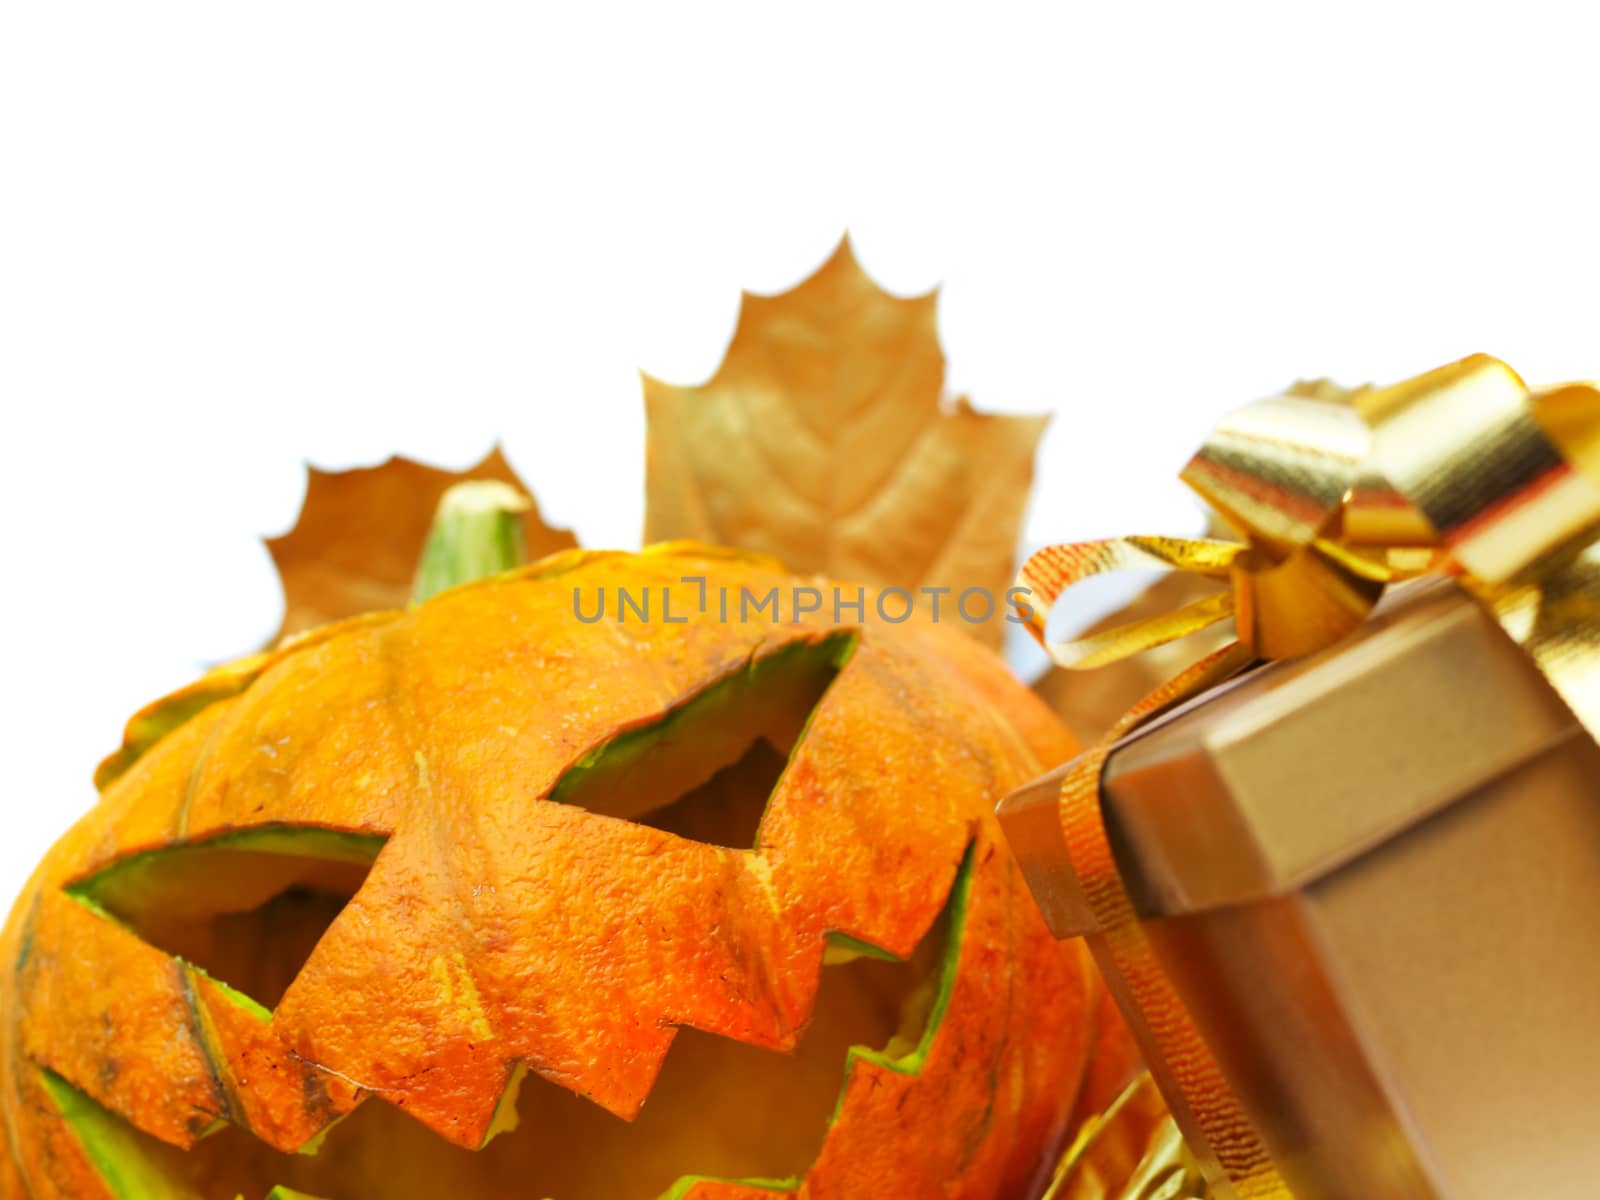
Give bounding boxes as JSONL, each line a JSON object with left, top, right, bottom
{"left": 952, "top": 850, "right": 1018, "bottom": 1179}
{"left": 174, "top": 702, "right": 228, "bottom": 841}
{"left": 1, "top": 898, "right": 44, "bottom": 1197}
{"left": 95, "top": 612, "right": 405, "bottom": 794}
{"left": 177, "top": 966, "right": 238, "bottom": 1135}
{"left": 0, "top": 945, "right": 32, "bottom": 1200}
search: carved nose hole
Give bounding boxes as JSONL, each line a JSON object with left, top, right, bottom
{"left": 549, "top": 632, "right": 856, "bottom": 844}
{"left": 64, "top": 826, "right": 387, "bottom": 1012}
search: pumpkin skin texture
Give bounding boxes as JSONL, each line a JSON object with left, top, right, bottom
{"left": 1, "top": 547, "right": 1119, "bottom": 1200}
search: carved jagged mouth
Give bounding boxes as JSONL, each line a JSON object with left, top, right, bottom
{"left": 43, "top": 817, "right": 968, "bottom": 1198}
{"left": 36, "top": 635, "right": 977, "bottom": 1199}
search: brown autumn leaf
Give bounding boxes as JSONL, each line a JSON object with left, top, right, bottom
{"left": 266, "top": 447, "right": 577, "bottom": 640}
{"left": 643, "top": 237, "right": 1048, "bottom": 647}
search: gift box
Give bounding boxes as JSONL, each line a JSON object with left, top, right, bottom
{"left": 1001, "top": 356, "right": 1600, "bottom": 1200}
{"left": 1003, "top": 577, "right": 1600, "bottom": 1199}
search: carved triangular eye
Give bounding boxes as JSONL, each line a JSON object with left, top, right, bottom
{"left": 65, "top": 826, "right": 387, "bottom": 1011}
{"left": 549, "top": 633, "right": 855, "bottom": 844}
{"left": 639, "top": 737, "right": 790, "bottom": 849}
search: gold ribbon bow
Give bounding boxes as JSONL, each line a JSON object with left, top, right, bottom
{"left": 1015, "top": 355, "right": 1600, "bottom": 1199}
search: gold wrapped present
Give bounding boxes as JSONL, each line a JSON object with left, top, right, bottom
{"left": 1000, "top": 357, "right": 1600, "bottom": 1200}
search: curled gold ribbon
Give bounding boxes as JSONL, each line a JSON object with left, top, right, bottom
{"left": 1043, "top": 1074, "right": 1210, "bottom": 1200}
{"left": 1016, "top": 355, "right": 1600, "bottom": 1199}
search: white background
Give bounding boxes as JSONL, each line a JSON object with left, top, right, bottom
{"left": 2, "top": 3, "right": 1598, "bottom": 908}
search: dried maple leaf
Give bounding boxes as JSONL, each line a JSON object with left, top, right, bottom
{"left": 643, "top": 237, "right": 1047, "bottom": 648}
{"left": 266, "top": 448, "right": 577, "bottom": 640}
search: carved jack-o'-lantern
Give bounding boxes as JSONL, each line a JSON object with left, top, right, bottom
{"left": 0, "top": 544, "right": 1127, "bottom": 1199}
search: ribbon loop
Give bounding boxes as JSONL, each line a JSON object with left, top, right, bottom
{"left": 1360, "top": 355, "right": 1600, "bottom": 584}
{"left": 1180, "top": 386, "right": 1371, "bottom": 553}
{"left": 1017, "top": 536, "right": 1240, "bottom": 671}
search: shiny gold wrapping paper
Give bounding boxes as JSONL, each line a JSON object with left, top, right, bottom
{"left": 1008, "top": 580, "right": 1600, "bottom": 1198}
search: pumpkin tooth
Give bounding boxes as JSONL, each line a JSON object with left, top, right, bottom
{"left": 656, "top": 840, "right": 978, "bottom": 1200}
{"left": 186, "top": 973, "right": 360, "bottom": 1155}
{"left": 18, "top": 890, "right": 228, "bottom": 1150}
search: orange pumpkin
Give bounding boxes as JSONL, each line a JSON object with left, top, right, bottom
{"left": 0, "top": 545, "right": 1130, "bottom": 1199}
